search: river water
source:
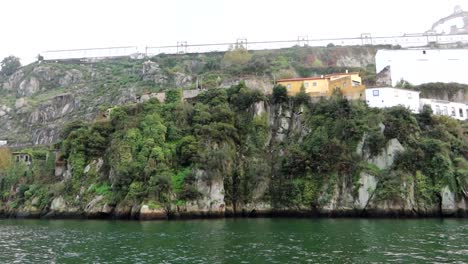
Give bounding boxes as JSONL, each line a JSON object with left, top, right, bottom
{"left": 0, "top": 218, "right": 466, "bottom": 263}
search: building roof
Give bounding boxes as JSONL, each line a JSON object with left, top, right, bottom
{"left": 277, "top": 76, "right": 326, "bottom": 82}
{"left": 420, "top": 98, "right": 468, "bottom": 105}
{"left": 366, "top": 87, "right": 420, "bottom": 93}
{"left": 277, "top": 72, "right": 359, "bottom": 83}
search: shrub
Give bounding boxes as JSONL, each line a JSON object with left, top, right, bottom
{"left": 272, "top": 85, "right": 288, "bottom": 104}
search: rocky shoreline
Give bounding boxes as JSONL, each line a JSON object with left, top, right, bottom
{"left": 1, "top": 207, "right": 467, "bottom": 220}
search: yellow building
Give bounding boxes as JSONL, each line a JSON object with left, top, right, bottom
{"left": 277, "top": 72, "right": 366, "bottom": 100}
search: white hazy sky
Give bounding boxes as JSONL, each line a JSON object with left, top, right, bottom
{"left": 0, "top": 0, "right": 466, "bottom": 64}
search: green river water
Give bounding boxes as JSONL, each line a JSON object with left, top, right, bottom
{"left": 0, "top": 218, "right": 466, "bottom": 263}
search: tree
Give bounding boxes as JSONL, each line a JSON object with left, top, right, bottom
{"left": 222, "top": 44, "right": 252, "bottom": 67}
{"left": 1, "top": 56, "right": 21, "bottom": 77}
{"left": 272, "top": 85, "right": 288, "bottom": 104}
{"left": 0, "top": 147, "right": 12, "bottom": 170}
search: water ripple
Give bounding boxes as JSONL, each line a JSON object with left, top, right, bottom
{"left": 0, "top": 219, "right": 466, "bottom": 263}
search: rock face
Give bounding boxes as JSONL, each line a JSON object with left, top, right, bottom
{"left": 176, "top": 170, "right": 225, "bottom": 217}
{"left": 368, "top": 138, "right": 405, "bottom": 170}
{"left": 1, "top": 49, "right": 467, "bottom": 220}
{"left": 50, "top": 196, "right": 66, "bottom": 211}
{"left": 3, "top": 102, "right": 467, "bottom": 219}
{"left": 355, "top": 173, "right": 377, "bottom": 210}
{"left": 0, "top": 45, "right": 382, "bottom": 147}
{"left": 376, "top": 66, "right": 392, "bottom": 86}
{"left": 139, "top": 205, "right": 167, "bottom": 220}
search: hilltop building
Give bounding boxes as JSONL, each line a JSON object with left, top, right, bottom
{"left": 420, "top": 99, "right": 468, "bottom": 121}
{"left": 0, "top": 140, "right": 7, "bottom": 147}
{"left": 365, "top": 87, "right": 468, "bottom": 120}
{"left": 276, "top": 72, "right": 365, "bottom": 99}
{"left": 365, "top": 87, "right": 420, "bottom": 113}
{"left": 376, "top": 49, "right": 468, "bottom": 86}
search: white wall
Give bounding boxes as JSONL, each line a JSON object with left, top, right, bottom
{"left": 365, "top": 88, "right": 420, "bottom": 113}
{"left": 420, "top": 98, "right": 468, "bottom": 120}
{"left": 0, "top": 140, "right": 7, "bottom": 146}
{"left": 376, "top": 49, "right": 468, "bottom": 86}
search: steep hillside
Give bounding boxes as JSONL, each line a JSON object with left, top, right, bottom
{"left": 0, "top": 45, "right": 381, "bottom": 146}
{"left": 0, "top": 85, "right": 466, "bottom": 219}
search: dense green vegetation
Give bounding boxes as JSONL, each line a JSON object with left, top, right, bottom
{"left": 0, "top": 82, "right": 466, "bottom": 214}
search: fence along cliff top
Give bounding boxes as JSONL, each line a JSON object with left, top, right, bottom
{"left": 39, "top": 32, "right": 468, "bottom": 61}
{"left": 40, "top": 46, "right": 139, "bottom": 61}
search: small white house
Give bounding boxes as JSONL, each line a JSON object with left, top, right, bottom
{"left": 0, "top": 140, "right": 7, "bottom": 147}
{"left": 365, "top": 87, "right": 420, "bottom": 113}
{"left": 420, "top": 99, "right": 468, "bottom": 120}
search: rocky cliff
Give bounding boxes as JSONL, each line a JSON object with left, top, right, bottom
{"left": 0, "top": 86, "right": 466, "bottom": 219}
{"left": 0, "top": 45, "right": 379, "bottom": 147}
{"left": 1, "top": 45, "right": 466, "bottom": 220}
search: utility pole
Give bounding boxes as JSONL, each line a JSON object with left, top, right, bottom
{"left": 298, "top": 36, "right": 309, "bottom": 46}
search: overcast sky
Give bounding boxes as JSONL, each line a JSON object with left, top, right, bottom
{"left": 0, "top": 0, "right": 465, "bottom": 64}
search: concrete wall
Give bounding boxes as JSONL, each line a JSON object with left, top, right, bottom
{"left": 365, "top": 88, "right": 420, "bottom": 113}
{"left": 376, "top": 49, "right": 468, "bottom": 86}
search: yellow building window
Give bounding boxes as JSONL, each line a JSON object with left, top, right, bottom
{"left": 313, "top": 82, "right": 317, "bottom": 87}
{"left": 287, "top": 84, "right": 291, "bottom": 89}
{"left": 304, "top": 82, "right": 309, "bottom": 88}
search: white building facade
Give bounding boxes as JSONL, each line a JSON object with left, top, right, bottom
{"left": 376, "top": 49, "right": 468, "bottom": 86}
{"left": 0, "top": 140, "right": 7, "bottom": 147}
{"left": 365, "top": 87, "right": 420, "bottom": 113}
{"left": 420, "top": 99, "right": 468, "bottom": 120}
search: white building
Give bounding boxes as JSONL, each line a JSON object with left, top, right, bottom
{"left": 0, "top": 140, "right": 6, "bottom": 147}
{"left": 420, "top": 99, "right": 468, "bottom": 120}
{"left": 365, "top": 87, "right": 420, "bottom": 113}
{"left": 376, "top": 49, "right": 468, "bottom": 86}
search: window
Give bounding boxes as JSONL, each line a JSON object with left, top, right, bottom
{"left": 443, "top": 106, "right": 448, "bottom": 115}
{"left": 373, "top": 90, "right": 379, "bottom": 96}
{"left": 459, "top": 108, "right": 463, "bottom": 117}
{"left": 436, "top": 105, "right": 441, "bottom": 115}
{"left": 287, "top": 84, "right": 291, "bottom": 89}
{"left": 407, "top": 93, "right": 412, "bottom": 99}
{"left": 304, "top": 82, "right": 309, "bottom": 88}
{"left": 451, "top": 107, "right": 456, "bottom": 116}
{"left": 312, "top": 82, "right": 317, "bottom": 87}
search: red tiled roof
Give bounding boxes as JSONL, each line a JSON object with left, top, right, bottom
{"left": 277, "top": 76, "right": 326, "bottom": 82}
